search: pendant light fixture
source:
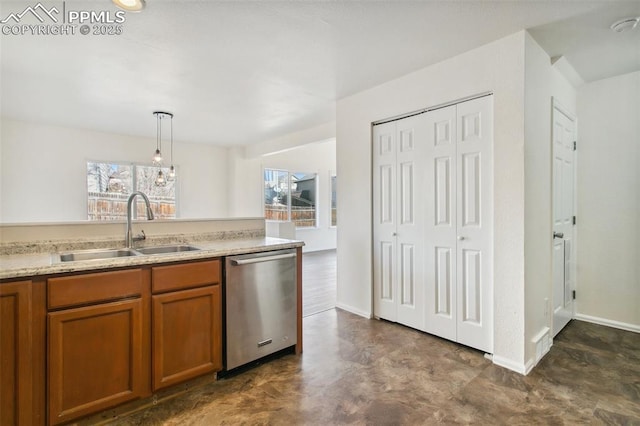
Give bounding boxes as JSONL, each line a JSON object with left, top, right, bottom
{"left": 152, "top": 111, "right": 173, "bottom": 187}
{"left": 168, "top": 114, "right": 176, "bottom": 180}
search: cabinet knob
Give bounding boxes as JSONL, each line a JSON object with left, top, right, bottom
{"left": 457, "top": 236, "right": 465, "bottom": 241}
{"left": 392, "top": 232, "right": 397, "bottom": 237}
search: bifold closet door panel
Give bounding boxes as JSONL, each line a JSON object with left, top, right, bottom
{"left": 424, "top": 105, "right": 458, "bottom": 342}
{"left": 373, "top": 115, "right": 428, "bottom": 331}
{"left": 373, "top": 121, "right": 398, "bottom": 321}
{"left": 455, "top": 96, "right": 493, "bottom": 353}
{"left": 395, "top": 115, "right": 427, "bottom": 331}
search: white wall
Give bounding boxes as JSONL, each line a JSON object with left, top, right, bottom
{"left": 0, "top": 118, "right": 230, "bottom": 223}
{"left": 523, "top": 33, "right": 576, "bottom": 368}
{"left": 576, "top": 71, "right": 640, "bottom": 330}
{"left": 337, "top": 31, "right": 528, "bottom": 370}
{"left": 228, "top": 126, "right": 337, "bottom": 252}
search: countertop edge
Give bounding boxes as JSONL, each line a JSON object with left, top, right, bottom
{"left": 0, "top": 238, "right": 304, "bottom": 281}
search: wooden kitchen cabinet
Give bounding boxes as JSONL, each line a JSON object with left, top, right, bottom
{"left": 0, "top": 281, "right": 33, "bottom": 425}
{"left": 47, "top": 269, "right": 147, "bottom": 425}
{"left": 151, "top": 260, "right": 222, "bottom": 391}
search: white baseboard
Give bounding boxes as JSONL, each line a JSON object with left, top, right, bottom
{"left": 492, "top": 355, "right": 530, "bottom": 375}
{"left": 574, "top": 313, "right": 640, "bottom": 333}
{"left": 335, "top": 302, "right": 372, "bottom": 319}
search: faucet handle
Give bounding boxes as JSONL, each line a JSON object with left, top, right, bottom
{"left": 133, "top": 230, "right": 146, "bottom": 242}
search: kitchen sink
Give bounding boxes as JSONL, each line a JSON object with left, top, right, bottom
{"left": 58, "top": 248, "right": 140, "bottom": 262}
{"left": 135, "top": 245, "right": 200, "bottom": 255}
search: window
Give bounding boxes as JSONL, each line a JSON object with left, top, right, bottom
{"left": 264, "top": 168, "right": 317, "bottom": 228}
{"left": 87, "top": 161, "right": 176, "bottom": 221}
{"left": 331, "top": 174, "right": 337, "bottom": 227}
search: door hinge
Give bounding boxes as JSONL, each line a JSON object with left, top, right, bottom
{"left": 572, "top": 290, "right": 576, "bottom": 300}
{"left": 573, "top": 141, "right": 577, "bottom": 151}
{"left": 573, "top": 215, "right": 576, "bottom": 225}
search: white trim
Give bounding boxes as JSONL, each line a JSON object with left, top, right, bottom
{"left": 492, "top": 355, "right": 530, "bottom": 375}
{"left": 335, "top": 302, "right": 372, "bottom": 319}
{"left": 575, "top": 313, "right": 640, "bottom": 333}
{"left": 552, "top": 97, "right": 576, "bottom": 122}
{"left": 524, "top": 359, "right": 535, "bottom": 375}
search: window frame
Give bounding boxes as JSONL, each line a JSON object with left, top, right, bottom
{"left": 329, "top": 173, "right": 337, "bottom": 228}
{"left": 86, "top": 159, "right": 178, "bottom": 221}
{"left": 263, "top": 167, "right": 318, "bottom": 229}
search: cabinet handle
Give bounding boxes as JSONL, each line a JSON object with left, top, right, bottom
{"left": 230, "top": 253, "right": 296, "bottom": 266}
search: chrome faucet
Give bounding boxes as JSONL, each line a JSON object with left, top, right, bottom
{"left": 126, "top": 191, "right": 154, "bottom": 248}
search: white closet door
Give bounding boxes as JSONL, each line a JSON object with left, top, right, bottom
{"left": 395, "top": 115, "right": 427, "bottom": 330}
{"left": 455, "top": 96, "right": 493, "bottom": 353}
{"left": 424, "top": 105, "right": 458, "bottom": 341}
{"left": 373, "top": 121, "right": 398, "bottom": 321}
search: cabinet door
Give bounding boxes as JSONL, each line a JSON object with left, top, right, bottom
{"left": 48, "top": 298, "right": 144, "bottom": 425}
{"left": 0, "top": 281, "right": 32, "bottom": 426}
{"left": 152, "top": 285, "right": 222, "bottom": 391}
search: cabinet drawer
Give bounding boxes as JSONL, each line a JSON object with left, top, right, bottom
{"left": 48, "top": 269, "right": 142, "bottom": 310}
{"left": 152, "top": 260, "right": 220, "bottom": 294}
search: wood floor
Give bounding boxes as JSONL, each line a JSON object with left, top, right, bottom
{"left": 302, "top": 249, "right": 336, "bottom": 317}
{"left": 111, "top": 309, "right": 639, "bottom": 425}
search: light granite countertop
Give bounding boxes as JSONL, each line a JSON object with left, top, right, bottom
{"left": 0, "top": 237, "right": 304, "bottom": 280}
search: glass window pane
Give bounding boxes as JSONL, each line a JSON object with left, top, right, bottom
{"left": 135, "top": 165, "right": 176, "bottom": 219}
{"left": 264, "top": 169, "right": 290, "bottom": 221}
{"left": 87, "top": 161, "right": 177, "bottom": 221}
{"left": 87, "top": 162, "right": 133, "bottom": 221}
{"left": 331, "top": 175, "right": 337, "bottom": 227}
{"left": 291, "top": 172, "right": 316, "bottom": 228}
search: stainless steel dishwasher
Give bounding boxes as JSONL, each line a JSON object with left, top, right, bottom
{"left": 225, "top": 249, "right": 297, "bottom": 370}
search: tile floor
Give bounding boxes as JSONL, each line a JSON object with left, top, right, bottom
{"left": 113, "top": 309, "right": 639, "bottom": 425}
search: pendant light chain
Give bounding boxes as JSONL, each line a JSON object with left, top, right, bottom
{"left": 169, "top": 114, "right": 176, "bottom": 179}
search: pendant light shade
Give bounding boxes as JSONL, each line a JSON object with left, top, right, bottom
{"left": 155, "top": 169, "right": 166, "bottom": 186}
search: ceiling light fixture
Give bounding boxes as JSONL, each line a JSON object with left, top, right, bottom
{"left": 112, "top": 0, "right": 146, "bottom": 12}
{"left": 610, "top": 17, "right": 640, "bottom": 33}
{"left": 152, "top": 111, "right": 173, "bottom": 187}
{"left": 168, "top": 116, "right": 176, "bottom": 180}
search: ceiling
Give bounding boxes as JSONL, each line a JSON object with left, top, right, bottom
{"left": 1, "top": 1, "right": 638, "bottom": 147}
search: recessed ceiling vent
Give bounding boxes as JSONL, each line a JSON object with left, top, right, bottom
{"left": 610, "top": 17, "right": 639, "bottom": 33}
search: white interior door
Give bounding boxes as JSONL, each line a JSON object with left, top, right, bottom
{"left": 395, "top": 115, "right": 427, "bottom": 330}
{"left": 424, "top": 105, "right": 458, "bottom": 341}
{"left": 373, "top": 121, "right": 398, "bottom": 321}
{"left": 373, "top": 117, "right": 426, "bottom": 330}
{"left": 552, "top": 105, "right": 576, "bottom": 337}
{"left": 455, "top": 96, "right": 493, "bottom": 353}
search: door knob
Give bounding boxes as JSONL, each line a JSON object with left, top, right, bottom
{"left": 553, "top": 232, "right": 564, "bottom": 239}
{"left": 457, "top": 236, "right": 465, "bottom": 241}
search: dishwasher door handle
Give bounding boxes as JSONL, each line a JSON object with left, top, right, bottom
{"left": 230, "top": 252, "right": 296, "bottom": 266}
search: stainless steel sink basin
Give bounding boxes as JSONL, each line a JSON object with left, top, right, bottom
{"left": 58, "top": 248, "right": 140, "bottom": 262}
{"left": 135, "top": 245, "right": 200, "bottom": 255}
